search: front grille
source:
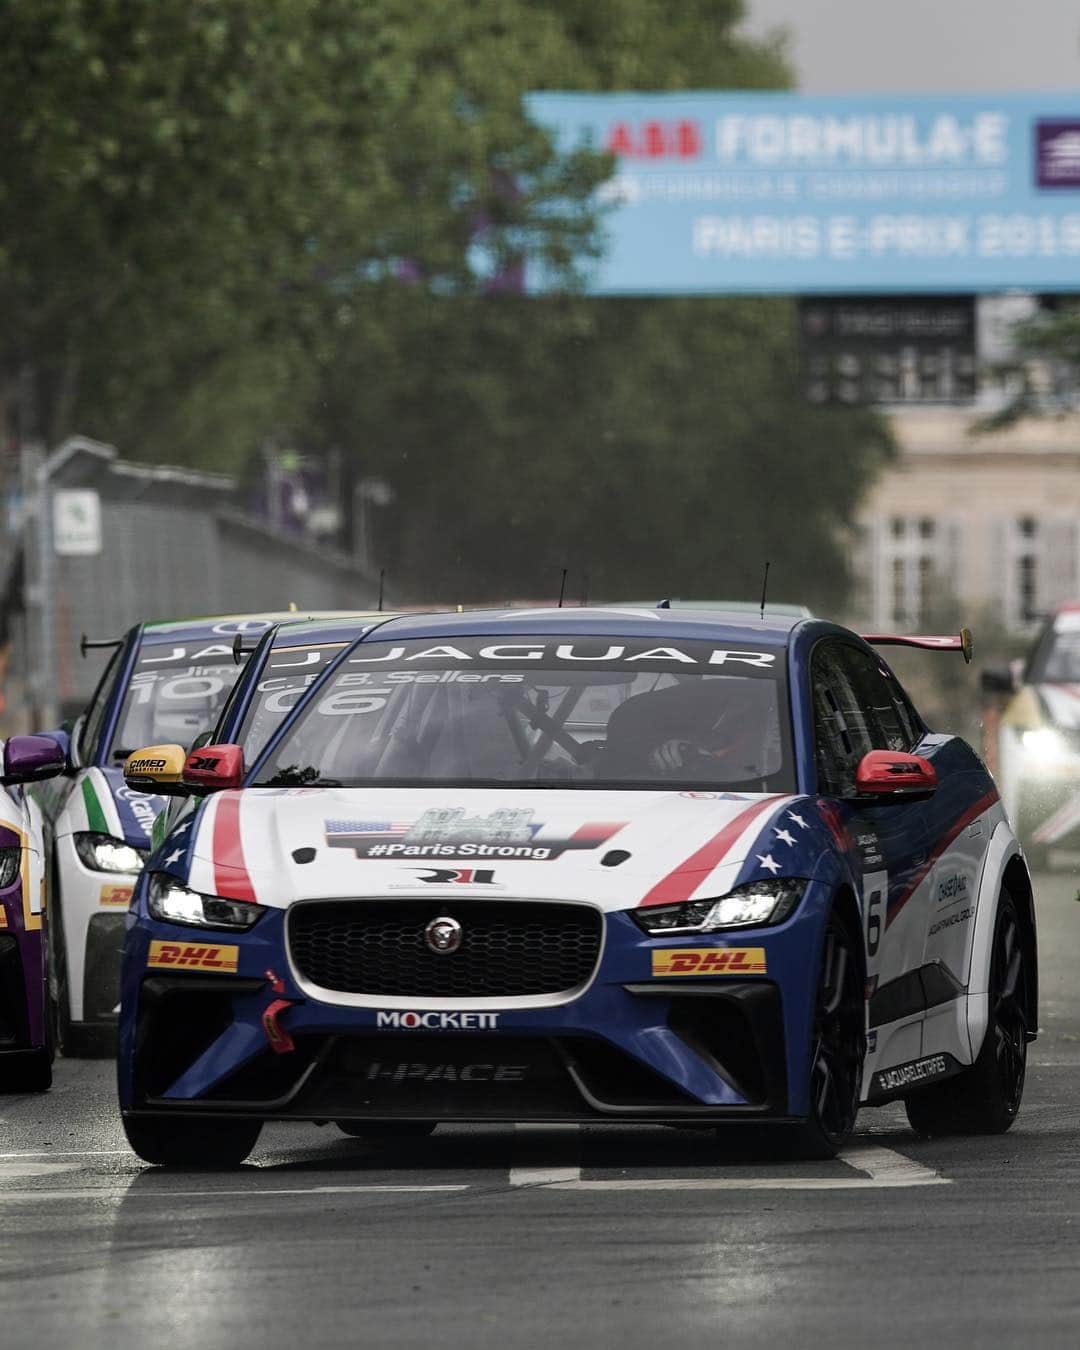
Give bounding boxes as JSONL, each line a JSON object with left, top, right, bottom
{"left": 288, "top": 899, "right": 602, "bottom": 998}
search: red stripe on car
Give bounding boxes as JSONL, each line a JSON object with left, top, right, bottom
{"left": 885, "top": 787, "right": 999, "bottom": 929}
{"left": 213, "top": 791, "right": 258, "bottom": 903}
{"left": 638, "top": 797, "right": 784, "bottom": 908}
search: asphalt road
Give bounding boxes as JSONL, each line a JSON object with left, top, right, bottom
{"left": 2, "top": 872, "right": 1079, "bottom": 1350}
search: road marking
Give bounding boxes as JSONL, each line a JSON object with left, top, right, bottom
{"left": 839, "top": 1142, "right": 946, "bottom": 1187}
{"left": 0, "top": 1150, "right": 131, "bottom": 1159}
{"left": 0, "top": 1184, "right": 470, "bottom": 1202}
{"left": 545, "top": 1142, "right": 947, "bottom": 1191}
{"left": 508, "top": 1123, "right": 581, "bottom": 1186}
{"left": 0, "top": 1161, "right": 86, "bottom": 1179}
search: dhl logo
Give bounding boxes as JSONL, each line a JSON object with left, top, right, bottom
{"left": 147, "top": 940, "right": 239, "bottom": 972}
{"left": 99, "top": 884, "right": 133, "bottom": 907}
{"left": 651, "top": 947, "right": 767, "bottom": 977}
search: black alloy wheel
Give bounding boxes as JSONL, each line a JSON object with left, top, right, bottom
{"left": 906, "top": 892, "right": 1029, "bottom": 1137}
{"left": 792, "top": 912, "right": 865, "bottom": 1158}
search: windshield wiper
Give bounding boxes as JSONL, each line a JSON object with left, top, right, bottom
{"left": 262, "top": 765, "right": 341, "bottom": 787}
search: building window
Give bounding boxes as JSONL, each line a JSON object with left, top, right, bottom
{"left": 1009, "top": 517, "right": 1040, "bottom": 630}
{"left": 876, "top": 516, "right": 942, "bottom": 628}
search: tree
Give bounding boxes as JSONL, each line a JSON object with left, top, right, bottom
{"left": 303, "top": 0, "right": 891, "bottom": 612}
{"left": 0, "top": 0, "right": 604, "bottom": 455}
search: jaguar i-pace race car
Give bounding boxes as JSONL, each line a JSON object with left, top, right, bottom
{"left": 37, "top": 610, "right": 363, "bottom": 1053}
{"left": 0, "top": 734, "right": 66, "bottom": 1091}
{"left": 988, "top": 602, "right": 1080, "bottom": 868}
{"left": 117, "top": 608, "right": 1037, "bottom": 1166}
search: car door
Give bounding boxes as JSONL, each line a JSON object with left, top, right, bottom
{"left": 811, "top": 640, "right": 932, "bottom": 1073}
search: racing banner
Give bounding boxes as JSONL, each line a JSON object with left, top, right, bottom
{"left": 526, "top": 90, "right": 1080, "bottom": 294}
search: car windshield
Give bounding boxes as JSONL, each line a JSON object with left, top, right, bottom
{"left": 253, "top": 635, "right": 795, "bottom": 792}
{"left": 1029, "top": 620, "right": 1080, "bottom": 683}
{"left": 108, "top": 642, "right": 245, "bottom": 759}
{"left": 234, "top": 639, "right": 356, "bottom": 761}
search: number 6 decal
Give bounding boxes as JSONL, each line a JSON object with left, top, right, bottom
{"left": 862, "top": 869, "right": 887, "bottom": 974}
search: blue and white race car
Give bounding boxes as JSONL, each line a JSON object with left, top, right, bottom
{"left": 116, "top": 608, "right": 1037, "bottom": 1165}
{"left": 37, "top": 610, "right": 362, "bottom": 1052}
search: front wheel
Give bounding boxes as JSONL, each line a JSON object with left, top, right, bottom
{"left": 788, "top": 911, "right": 865, "bottom": 1159}
{"left": 123, "top": 1114, "right": 262, "bottom": 1167}
{"left": 906, "top": 893, "right": 1028, "bottom": 1137}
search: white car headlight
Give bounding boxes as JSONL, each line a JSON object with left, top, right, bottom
{"left": 1021, "top": 728, "right": 1070, "bottom": 765}
{"left": 148, "top": 872, "right": 265, "bottom": 931}
{"left": 74, "top": 831, "right": 147, "bottom": 874}
{"left": 633, "top": 878, "right": 808, "bottom": 935}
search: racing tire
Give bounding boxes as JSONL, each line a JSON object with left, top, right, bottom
{"left": 122, "top": 1114, "right": 263, "bottom": 1167}
{"left": 905, "top": 893, "right": 1028, "bottom": 1138}
{"left": 786, "top": 909, "right": 866, "bottom": 1160}
{"left": 335, "top": 1121, "right": 438, "bottom": 1139}
{"left": 1, "top": 1047, "right": 53, "bottom": 1094}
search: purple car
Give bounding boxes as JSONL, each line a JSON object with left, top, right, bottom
{"left": 0, "top": 734, "right": 67, "bottom": 1091}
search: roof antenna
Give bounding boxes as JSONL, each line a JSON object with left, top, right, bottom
{"left": 557, "top": 567, "right": 568, "bottom": 608}
{"left": 759, "top": 561, "right": 771, "bottom": 622}
{"left": 377, "top": 568, "right": 385, "bottom": 613}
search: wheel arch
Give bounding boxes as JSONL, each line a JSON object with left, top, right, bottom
{"left": 1002, "top": 852, "right": 1038, "bottom": 1037}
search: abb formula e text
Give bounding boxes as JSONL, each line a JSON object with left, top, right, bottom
{"left": 116, "top": 608, "right": 1036, "bottom": 1165}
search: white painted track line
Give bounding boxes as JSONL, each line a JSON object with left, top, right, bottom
{"left": 509, "top": 1123, "right": 582, "bottom": 1185}
{"left": 839, "top": 1142, "right": 947, "bottom": 1187}
{"left": 0, "top": 1184, "right": 470, "bottom": 1203}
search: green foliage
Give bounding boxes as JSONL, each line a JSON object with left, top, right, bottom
{"left": 0, "top": 0, "right": 605, "bottom": 453}
{"left": 2, "top": 0, "right": 892, "bottom": 618}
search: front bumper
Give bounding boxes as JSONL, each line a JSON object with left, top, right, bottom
{"left": 56, "top": 835, "right": 140, "bottom": 1027}
{"left": 118, "top": 898, "right": 826, "bottom": 1125}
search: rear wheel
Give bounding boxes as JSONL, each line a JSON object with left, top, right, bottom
{"left": 906, "top": 893, "right": 1028, "bottom": 1137}
{"left": 787, "top": 911, "right": 865, "bottom": 1159}
{"left": 335, "top": 1121, "right": 437, "bottom": 1139}
{"left": 122, "top": 1114, "right": 262, "bottom": 1167}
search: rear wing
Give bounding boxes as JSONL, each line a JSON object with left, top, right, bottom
{"left": 861, "top": 628, "right": 974, "bottom": 664}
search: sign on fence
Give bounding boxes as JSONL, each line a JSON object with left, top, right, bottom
{"left": 53, "top": 489, "right": 102, "bottom": 556}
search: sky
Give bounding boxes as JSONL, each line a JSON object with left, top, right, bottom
{"left": 743, "top": 0, "right": 1080, "bottom": 93}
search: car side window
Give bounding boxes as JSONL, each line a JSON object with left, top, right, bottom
{"left": 877, "top": 662, "right": 924, "bottom": 749}
{"left": 837, "top": 646, "right": 914, "bottom": 754}
{"left": 811, "top": 644, "right": 874, "bottom": 796}
{"left": 78, "top": 647, "right": 123, "bottom": 765}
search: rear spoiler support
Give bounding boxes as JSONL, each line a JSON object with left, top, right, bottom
{"left": 80, "top": 634, "right": 123, "bottom": 659}
{"left": 862, "top": 628, "right": 974, "bottom": 664}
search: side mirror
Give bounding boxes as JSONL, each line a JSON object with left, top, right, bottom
{"left": 980, "top": 664, "right": 1017, "bottom": 695}
{"left": 855, "top": 749, "right": 938, "bottom": 798}
{"left": 2, "top": 735, "right": 67, "bottom": 785}
{"left": 31, "top": 727, "right": 72, "bottom": 768}
{"left": 183, "top": 743, "right": 245, "bottom": 792}
{"left": 124, "top": 745, "right": 189, "bottom": 796}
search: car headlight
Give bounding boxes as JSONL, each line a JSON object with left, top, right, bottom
{"left": 1021, "top": 728, "right": 1070, "bottom": 765}
{"left": 147, "top": 872, "right": 265, "bottom": 930}
{"left": 633, "top": 878, "right": 808, "bottom": 935}
{"left": 0, "top": 846, "right": 21, "bottom": 889}
{"left": 74, "top": 831, "right": 147, "bottom": 874}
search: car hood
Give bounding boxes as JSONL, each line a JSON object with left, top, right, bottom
{"left": 175, "top": 786, "right": 803, "bottom": 912}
